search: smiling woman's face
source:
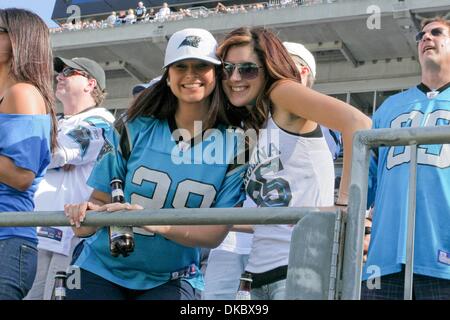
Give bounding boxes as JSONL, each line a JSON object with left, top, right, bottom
{"left": 222, "top": 44, "right": 265, "bottom": 107}
{"left": 167, "top": 59, "right": 216, "bottom": 106}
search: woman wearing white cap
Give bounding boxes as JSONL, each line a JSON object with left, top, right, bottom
{"left": 64, "top": 28, "right": 246, "bottom": 300}
{"left": 217, "top": 27, "right": 371, "bottom": 299}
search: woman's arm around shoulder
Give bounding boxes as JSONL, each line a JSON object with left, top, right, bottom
{"left": 269, "top": 80, "right": 370, "bottom": 132}
{"left": 270, "top": 80, "right": 372, "bottom": 204}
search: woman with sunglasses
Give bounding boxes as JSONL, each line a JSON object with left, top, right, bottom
{"left": 64, "top": 28, "right": 246, "bottom": 300}
{"left": 214, "top": 27, "right": 371, "bottom": 300}
{"left": 0, "top": 8, "right": 58, "bottom": 300}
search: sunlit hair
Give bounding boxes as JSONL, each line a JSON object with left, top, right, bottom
{"left": 217, "top": 27, "right": 301, "bottom": 132}
{"left": 119, "top": 65, "right": 229, "bottom": 131}
{"left": 0, "top": 8, "right": 57, "bottom": 150}
{"left": 421, "top": 16, "right": 450, "bottom": 32}
{"left": 88, "top": 76, "right": 107, "bottom": 106}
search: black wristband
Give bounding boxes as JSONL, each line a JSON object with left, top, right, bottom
{"left": 335, "top": 203, "right": 348, "bottom": 207}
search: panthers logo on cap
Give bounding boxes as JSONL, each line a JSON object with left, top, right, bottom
{"left": 178, "top": 35, "right": 201, "bottom": 49}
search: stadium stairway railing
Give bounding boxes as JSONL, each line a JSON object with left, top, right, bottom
{"left": 341, "top": 125, "right": 450, "bottom": 300}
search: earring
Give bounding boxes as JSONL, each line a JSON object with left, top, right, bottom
{"left": 166, "top": 79, "right": 170, "bottom": 86}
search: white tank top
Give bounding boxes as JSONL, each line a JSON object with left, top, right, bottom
{"left": 245, "top": 117, "right": 334, "bottom": 273}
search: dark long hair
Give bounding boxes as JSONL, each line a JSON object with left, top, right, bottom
{"left": 217, "top": 27, "right": 302, "bottom": 132}
{"left": 121, "top": 66, "right": 229, "bottom": 130}
{"left": 0, "top": 8, "right": 57, "bottom": 151}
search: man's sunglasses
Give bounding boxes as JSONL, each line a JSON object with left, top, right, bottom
{"left": 59, "top": 66, "right": 89, "bottom": 78}
{"left": 222, "top": 62, "right": 263, "bottom": 80}
{"left": 0, "top": 27, "right": 8, "bottom": 33}
{"left": 415, "top": 27, "right": 447, "bottom": 42}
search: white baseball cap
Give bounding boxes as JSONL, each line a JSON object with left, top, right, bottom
{"left": 283, "top": 41, "right": 316, "bottom": 78}
{"left": 163, "top": 28, "right": 221, "bottom": 69}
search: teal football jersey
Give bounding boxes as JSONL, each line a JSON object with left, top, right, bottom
{"left": 364, "top": 85, "right": 450, "bottom": 280}
{"left": 76, "top": 116, "right": 246, "bottom": 290}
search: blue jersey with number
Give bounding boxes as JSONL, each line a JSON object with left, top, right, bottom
{"left": 363, "top": 85, "right": 450, "bottom": 280}
{"left": 75, "top": 116, "right": 246, "bottom": 290}
{"left": 0, "top": 114, "right": 51, "bottom": 242}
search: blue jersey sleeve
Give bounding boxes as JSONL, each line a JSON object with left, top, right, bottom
{"left": 212, "top": 127, "right": 247, "bottom": 207}
{"left": 87, "top": 125, "right": 127, "bottom": 194}
{"left": 0, "top": 114, "right": 51, "bottom": 174}
{"left": 367, "top": 150, "right": 378, "bottom": 209}
{"left": 213, "top": 162, "right": 247, "bottom": 208}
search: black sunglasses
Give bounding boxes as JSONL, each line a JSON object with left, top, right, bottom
{"left": 222, "top": 62, "right": 263, "bottom": 80}
{"left": 0, "top": 27, "right": 8, "bottom": 33}
{"left": 415, "top": 27, "right": 447, "bottom": 42}
{"left": 60, "top": 66, "right": 89, "bottom": 78}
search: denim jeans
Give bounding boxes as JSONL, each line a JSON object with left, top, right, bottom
{"left": 251, "top": 279, "right": 287, "bottom": 300}
{"left": 66, "top": 241, "right": 198, "bottom": 300}
{"left": 0, "top": 237, "right": 37, "bottom": 300}
{"left": 66, "top": 268, "right": 198, "bottom": 300}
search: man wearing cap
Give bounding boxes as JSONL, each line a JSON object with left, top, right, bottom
{"left": 25, "top": 57, "right": 115, "bottom": 300}
{"left": 132, "top": 75, "right": 162, "bottom": 98}
{"left": 283, "top": 41, "right": 342, "bottom": 162}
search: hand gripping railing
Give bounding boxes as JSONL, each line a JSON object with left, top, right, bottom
{"left": 341, "top": 125, "right": 450, "bottom": 300}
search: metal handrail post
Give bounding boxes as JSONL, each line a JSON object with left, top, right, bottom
{"left": 404, "top": 144, "right": 418, "bottom": 300}
{"left": 341, "top": 130, "right": 370, "bottom": 299}
{"left": 342, "top": 126, "right": 450, "bottom": 300}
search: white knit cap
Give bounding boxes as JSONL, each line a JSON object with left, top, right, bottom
{"left": 163, "top": 28, "right": 221, "bottom": 68}
{"left": 283, "top": 41, "right": 316, "bottom": 78}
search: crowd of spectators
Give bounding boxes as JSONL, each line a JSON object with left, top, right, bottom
{"left": 50, "top": 0, "right": 335, "bottom": 33}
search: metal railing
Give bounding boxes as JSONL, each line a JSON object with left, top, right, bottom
{"left": 0, "top": 206, "right": 324, "bottom": 227}
{"left": 341, "top": 125, "right": 450, "bottom": 300}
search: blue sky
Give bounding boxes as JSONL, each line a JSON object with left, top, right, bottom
{"left": 0, "top": 0, "right": 58, "bottom": 27}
